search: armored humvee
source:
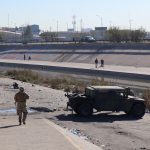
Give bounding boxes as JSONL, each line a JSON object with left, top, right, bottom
{"left": 66, "top": 86, "right": 146, "bottom": 118}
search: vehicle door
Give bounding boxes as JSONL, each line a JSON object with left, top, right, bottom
{"left": 93, "top": 90, "right": 119, "bottom": 111}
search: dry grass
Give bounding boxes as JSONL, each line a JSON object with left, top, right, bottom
{"left": 5, "top": 70, "right": 110, "bottom": 92}
{"left": 6, "top": 70, "right": 43, "bottom": 84}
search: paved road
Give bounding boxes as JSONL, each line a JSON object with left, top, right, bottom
{"left": 0, "top": 59, "right": 150, "bottom": 90}
{"left": 0, "top": 114, "right": 102, "bottom": 150}
{"left": 46, "top": 111, "right": 150, "bottom": 150}
{"left": 0, "top": 59, "right": 150, "bottom": 84}
{"left": 0, "top": 59, "right": 150, "bottom": 75}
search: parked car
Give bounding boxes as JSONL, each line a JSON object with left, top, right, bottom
{"left": 66, "top": 86, "right": 146, "bottom": 118}
{"left": 81, "top": 36, "right": 96, "bottom": 42}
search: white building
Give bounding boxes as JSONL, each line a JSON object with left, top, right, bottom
{"left": 0, "top": 30, "right": 22, "bottom": 42}
{"left": 18, "top": 24, "right": 40, "bottom": 35}
{"left": 92, "top": 27, "right": 107, "bottom": 40}
{"left": 144, "top": 32, "right": 150, "bottom": 40}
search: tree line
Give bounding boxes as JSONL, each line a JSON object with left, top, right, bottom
{"left": 107, "top": 27, "right": 146, "bottom": 43}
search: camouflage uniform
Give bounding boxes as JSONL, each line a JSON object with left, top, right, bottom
{"left": 14, "top": 89, "right": 29, "bottom": 125}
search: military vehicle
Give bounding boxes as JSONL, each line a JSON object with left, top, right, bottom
{"left": 66, "top": 86, "right": 146, "bottom": 118}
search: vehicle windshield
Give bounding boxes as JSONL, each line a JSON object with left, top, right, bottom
{"left": 86, "top": 36, "right": 95, "bottom": 40}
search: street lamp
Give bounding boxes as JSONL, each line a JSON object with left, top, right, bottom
{"left": 14, "top": 23, "right": 17, "bottom": 43}
{"left": 109, "top": 21, "right": 112, "bottom": 28}
{"left": 96, "top": 15, "right": 103, "bottom": 41}
{"left": 96, "top": 15, "right": 103, "bottom": 27}
{"left": 57, "top": 20, "right": 58, "bottom": 32}
{"left": 66, "top": 23, "right": 68, "bottom": 31}
{"left": 129, "top": 19, "right": 133, "bottom": 30}
{"left": 57, "top": 20, "right": 58, "bottom": 42}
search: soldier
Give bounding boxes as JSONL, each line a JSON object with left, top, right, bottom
{"left": 14, "top": 87, "right": 29, "bottom": 125}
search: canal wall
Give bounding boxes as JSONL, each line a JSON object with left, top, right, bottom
{"left": 0, "top": 60, "right": 150, "bottom": 83}
{"left": 1, "top": 43, "right": 150, "bottom": 51}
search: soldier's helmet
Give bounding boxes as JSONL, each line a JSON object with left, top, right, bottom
{"left": 19, "top": 87, "right": 24, "bottom": 92}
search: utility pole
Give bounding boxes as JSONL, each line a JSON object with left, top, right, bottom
{"left": 96, "top": 15, "right": 104, "bottom": 41}
{"left": 57, "top": 21, "right": 58, "bottom": 32}
{"left": 101, "top": 17, "right": 103, "bottom": 27}
{"left": 80, "top": 19, "right": 83, "bottom": 32}
{"left": 8, "top": 14, "right": 10, "bottom": 28}
{"left": 57, "top": 20, "right": 58, "bottom": 42}
{"left": 109, "top": 21, "right": 112, "bottom": 28}
{"left": 15, "top": 23, "right": 16, "bottom": 43}
{"left": 96, "top": 15, "right": 103, "bottom": 27}
{"left": 72, "top": 15, "right": 76, "bottom": 32}
{"left": 66, "top": 23, "right": 68, "bottom": 31}
{"left": 129, "top": 19, "right": 133, "bottom": 30}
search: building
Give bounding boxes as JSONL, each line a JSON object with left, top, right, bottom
{"left": 18, "top": 24, "right": 40, "bottom": 35}
{"left": 0, "top": 24, "right": 41, "bottom": 42}
{"left": 0, "top": 30, "right": 22, "bottom": 42}
{"left": 81, "top": 28, "right": 93, "bottom": 33}
{"left": 144, "top": 32, "right": 150, "bottom": 40}
{"left": 1, "top": 27, "right": 17, "bottom": 32}
{"left": 92, "top": 27, "right": 107, "bottom": 40}
{"left": 30, "top": 25, "right": 40, "bottom": 35}
{"left": 67, "top": 28, "right": 75, "bottom": 32}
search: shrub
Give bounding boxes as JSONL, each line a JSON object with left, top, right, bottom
{"left": 5, "top": 70, "right": 110, "bottom": 92}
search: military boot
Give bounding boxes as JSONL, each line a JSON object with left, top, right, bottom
{"left": 19, "top": 115, "right": 22, "bottom": 125}
{"left": 23, "top": 112, "right": 27, "bottom": 125}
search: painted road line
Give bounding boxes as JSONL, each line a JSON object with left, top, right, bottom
{"left": 43, "top": 118, "right": 102, "bottom": 150}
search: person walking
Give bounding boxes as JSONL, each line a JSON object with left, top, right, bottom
{"left": 14, "top": 87, "right": 29, "bottom": 125}
{"left": 28, "top": 56, "right": 31, "bottom": 60}
{"left": 95, "top": 58, "right": 98, "bottom": 68}
{"left": 24, "top": 54, "right": 26, "bottom": 60}
{"left": 101, "top": 59, "right": 104, "bottom": 67}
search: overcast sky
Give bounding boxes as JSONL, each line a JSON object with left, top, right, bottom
{"left": 0, "top": 0, "right": 150, "bottom": 31}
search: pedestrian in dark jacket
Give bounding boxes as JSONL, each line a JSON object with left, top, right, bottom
{"left": 101, "top": 59, "right": 104, "bottom": 67}
{"left": 95, "top": 58, "right": 98, "bottom": 68}
{"left": 24, "top": 54, "right": 26, "bottom": 60}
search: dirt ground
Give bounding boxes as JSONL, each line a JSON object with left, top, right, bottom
{"left": 45, "top": 111, "right": 150, "bottom": 150}
{"left": 0, "top": 77, "right": 150, "bottom": 150}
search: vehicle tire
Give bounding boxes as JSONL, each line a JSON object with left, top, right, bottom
{"left": 73, "top": 106, "right": 80, "bottom": 115}
{"left": 78, "top": 102, "right": 93, "bottom": 117}
{"left": 131, "top": 103, "right": 145, "bottom": 118}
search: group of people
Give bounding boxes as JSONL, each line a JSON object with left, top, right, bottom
{"left": 24, "top": 54, "right": 31, "bottom": 60}
{"left": 95, "top": 58, "right": 104, "bottom": 68}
